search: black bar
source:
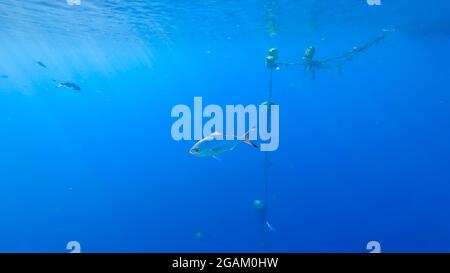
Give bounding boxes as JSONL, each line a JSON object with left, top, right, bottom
{"left": 0, "top": 253, "right": 448, "bottom": 272}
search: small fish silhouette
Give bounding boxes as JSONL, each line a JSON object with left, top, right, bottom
{"left": 36, "top": 61, "right": 47, "bottom": 69}
{"left": 56, "top": 82, "right": 82, "bottom": 91}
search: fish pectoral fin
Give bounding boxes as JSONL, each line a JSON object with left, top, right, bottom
{"left": 212, "top": 155, "right": 222, "bottom": 161}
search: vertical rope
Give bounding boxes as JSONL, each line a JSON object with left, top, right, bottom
{"left": 265, "top": 68, "right": 273, "bottom": 210}
{"left": 260, "top": 68, "right": 273, "bottom": 251}
{"left": 269, "top": 68, "right": 273, "bottom": 103}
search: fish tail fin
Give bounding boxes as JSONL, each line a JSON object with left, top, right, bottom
{"left": 243, "top": 127, "right": 258, "bottom": 148}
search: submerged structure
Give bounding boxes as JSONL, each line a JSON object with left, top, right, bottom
{"left": 265, "top": 33, "right": 387, "bottom": 79}
{"left": 257, "top": 32, "right": 389, "bottom": 247}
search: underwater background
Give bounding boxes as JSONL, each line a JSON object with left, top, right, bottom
{"left": 0, "top": 0, "right": 449, "bottom": 253}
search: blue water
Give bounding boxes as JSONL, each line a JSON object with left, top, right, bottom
{"left": 0, "top": 0, "right": 449, "bottom": 253}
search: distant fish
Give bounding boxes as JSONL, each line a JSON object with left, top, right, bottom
{"left": 56, "top": 82, "right": 82, "bottom": 91}
{"left": 194, "top": 231, "right": 211, "bottom": 240}
{"left": 0, "top": 75, "right": 8, "bottom": 79}
{"left": 189, "top": 128, "right": 258, "bottom": 160}
{"left": 265, "top": 221, "right": 276, "bottom": 232}
{"left": 36, "top": 61, "right": 47, "bottom": 69}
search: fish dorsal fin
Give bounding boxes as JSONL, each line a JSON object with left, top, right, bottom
{"left": 206, "top": 132, "right": 223, "bottom": 140}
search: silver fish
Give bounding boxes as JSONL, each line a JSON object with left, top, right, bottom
{"left": 189, "top": 129, "right": 258, "bottom": 160}
{"left": 56, "top": 82, "right": 82, "bottom": 91}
